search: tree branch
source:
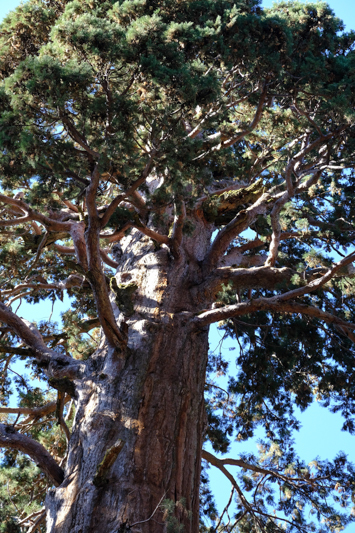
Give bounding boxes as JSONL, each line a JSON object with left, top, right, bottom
{"left": 196, "top": 265, "right": 294, "bottom": 301}
{"left": 0, "top": 397, "right": 70, "bottom": 420}
{"left": 209, "top": 84, "right": 268, "bottom": 151}
{"left": 0, "top": 423, "right": 64, "bottom": 486}
{"left": 203, "top": 192, "right": 275, "bottom": 274}
{"left": 1, "top": 275, "right": 83, "bottom": 300}
{"left": 0, "top": 194, "right": 72, "bottom": 232}
{"left": 60, "top": 114, "right": 99, "bottom": 159}
{"left": 0, "top": 303, "right": 83, "bottom": 379}
{"left": 193, "top": 297, "right": 355, "bottom": 335}
{"left": 85, "top": 164, "right": 127, "bottom": 350}
{"left": 202, "top": 449, "right": 254, "bottom": 513}
{"left": 170, "top": 200, "right": 186, "bottom": 260}
{"left": 100, "top": 153, "right": 156, "bottom": 229}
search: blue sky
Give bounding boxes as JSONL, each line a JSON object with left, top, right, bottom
{"left": 1, "top": 0, "right": 355, "bottom": 528}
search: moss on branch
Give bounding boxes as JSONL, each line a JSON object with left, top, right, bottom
{"left": 203, "top": 179, "right": 265, "bottom": 225}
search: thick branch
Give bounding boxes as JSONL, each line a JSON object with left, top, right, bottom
{"left": 196, "top": 265, "right": 294, "bottom": 301}
{"left": 203, "top": 192, "right": 274, "bottom": 274}
{"left": 170, "top": 200, "right": 186, "bottom": 259}
{"left": 0, "top": 397, "right": 70, "bottom": 420}
{"left": 85, "top": 164, "right": 127, "bottom": 349}
{"left": 0, "top": 424, "right": 64, "bottom": 486}
{"left": 0, "top": 194, "right": 72, "bottom": 232}
{"left": 0, "top": 303, "right": 82, "bottom": 379}
{"left": 194, "top": 297, "right": 355, "bottom": 334}
{"left": 132, "top": 222, "right": 170, "bottom": 245}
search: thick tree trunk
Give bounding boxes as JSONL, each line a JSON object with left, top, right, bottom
{"left": 46, "top": 223, "right": 212, "bottom": 533}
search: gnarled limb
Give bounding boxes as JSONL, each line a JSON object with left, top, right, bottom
{"left": 0, "top": 194, "right": 72, "bottom": 232}
{"left": 196, "top": 265, "right": 295, "bottom": 301}
{"left": 85, "top": 164, "right": 127, "bottom": 349}
{"left": 0, "top": 423, "right": 64, "bottom": 486}
{"left": 193, "top": 297, "right": 355, "bottom": 336}
{"left": 203, "top": 192, "right": 275, "bottom": 274}
{"left": 1, "top": 275, "right": 83, "bottom": 300}
{"left": 0, "top": 303, "right": 83, "bottom": 379}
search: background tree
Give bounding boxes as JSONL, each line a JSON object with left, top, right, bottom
{"left": 1, "top": 0, "right": 355, "bottom": 531}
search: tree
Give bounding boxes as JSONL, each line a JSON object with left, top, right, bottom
{"left": 1, "top": 0, "right": 355, "bottom": 530}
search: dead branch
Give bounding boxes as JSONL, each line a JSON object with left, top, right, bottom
{"left": 0, "top": 194, "right": 72, "bottom": 232}
{"left": 0, "top": 398, "right": 69, "bottom": 419}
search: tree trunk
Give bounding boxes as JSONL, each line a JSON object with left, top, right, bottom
{"left": 46, "top": 223, "right": 213, "bottom": 533}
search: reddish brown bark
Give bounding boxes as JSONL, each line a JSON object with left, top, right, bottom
{"left": 46, "top": 222, "right": 212, "bottom": 533}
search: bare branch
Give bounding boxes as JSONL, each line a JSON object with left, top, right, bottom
{"left": 0, "top": 194, "right": 72, "bottom": 232}
{"left": 0, "top": 303, "right": 83, "bottom": 379}
{"left": 265, "top": 193, "right": 289, "bottom": 267}
{"left": 193, "top": 296, "right": 355, "bottom": 335}
{"left": 0, "top": 398, "right": 69, "bottom": 418}
{"left": 0, "top": 423, "right": 64, "bottom": 486}
{"left": 202, "top": 449, "right": 254, "bottom": 513}
{"left": 100, "top": 249, "right": 118, "bottom": 269}
{"left": 85, "top": 164, "right": 127, "bottom": 349}
{"left": 1, "top": 275, "right": 83, "bottom": 300}
{"left": 27, "top": 510, "right": 46, "bottom": 533}
{"left": 132, "top": 222, "right": 170, "bottom": 245}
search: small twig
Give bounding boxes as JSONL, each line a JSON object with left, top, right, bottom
{"left": 130, "top": 492, "right": 166, "bottom": 528}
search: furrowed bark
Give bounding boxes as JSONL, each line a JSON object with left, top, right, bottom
{"left": 46, "top": 218, "right": 213, "bottom": 533}
{"left": 0, "top": 424, "right": 64, "bottom": 486}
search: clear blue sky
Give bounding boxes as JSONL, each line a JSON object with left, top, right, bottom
{"left": 1, "top": 0, "right": 355, "bottom": 528}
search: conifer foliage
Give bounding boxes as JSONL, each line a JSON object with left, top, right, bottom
{"left": 0, "top": 0, "right": 355, "bottom": 531}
